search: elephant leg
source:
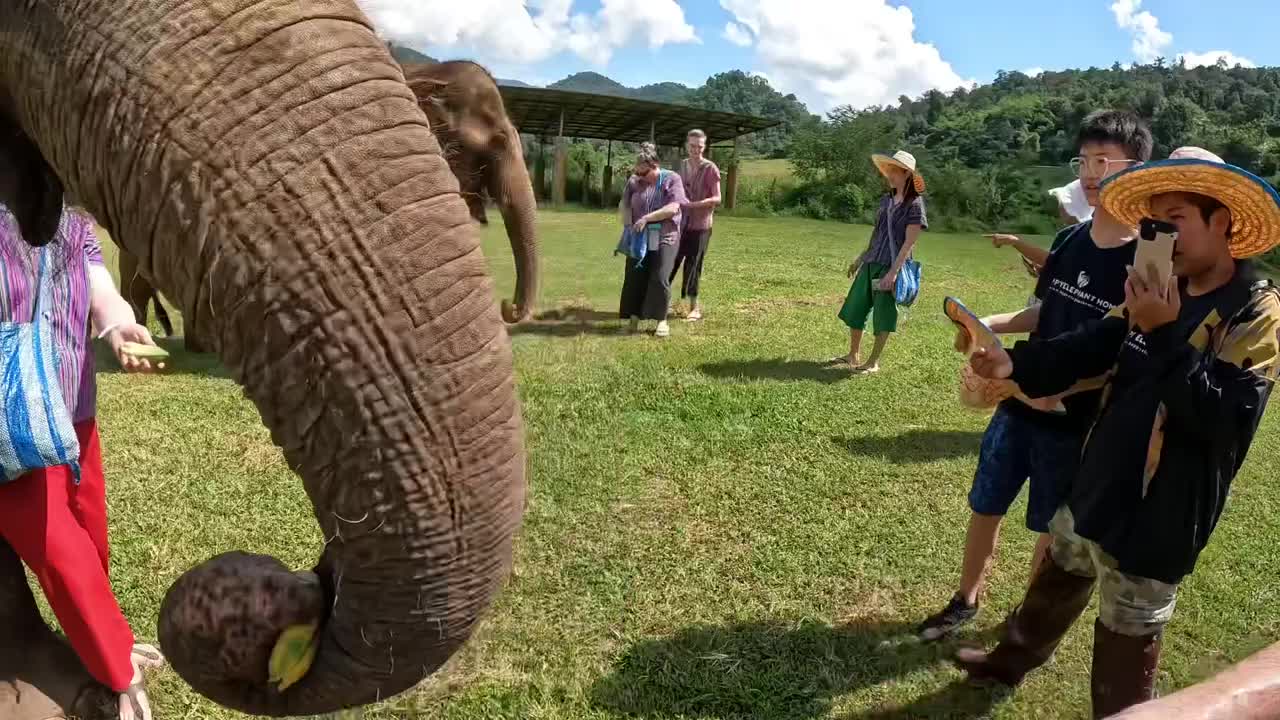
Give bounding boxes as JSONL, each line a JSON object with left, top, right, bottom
{"left": 151, "top": 294, "right": 174, "bottom": 338}
{"left": 117, "top": 250, "right": 151, "bottom": 328}
{"left": 0, "top": 541, "right": 115, "bottom": 720}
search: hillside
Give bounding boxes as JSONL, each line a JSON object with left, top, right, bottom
{"left": 547, "top": 72, "right": 694, "bottom": 105}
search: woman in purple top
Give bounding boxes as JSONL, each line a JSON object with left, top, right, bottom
{"left": 619, "top": 142, "right": 688, "bottom": 338}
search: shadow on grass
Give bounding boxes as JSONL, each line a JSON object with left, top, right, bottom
{"left": 590, "top": 619, "right": 1007, "bottom": 719}
{"left": 831, "top": 430, "right": 984, "bottom": 464}
{"left": 698, "top": 358, "right": 854, "bottom": 384}
{"left": 507, "top": 306, "right": 624, "bottom": 338}
{"left": 93, "top": 337, "right": 230, "bottom": 379}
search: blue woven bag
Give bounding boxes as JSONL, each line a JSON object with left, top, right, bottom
{"left": 894, "top": 256, "right": 922, "bottom": 307}
{"left": 0, "top": 245, "right": 80, "bottom": 484}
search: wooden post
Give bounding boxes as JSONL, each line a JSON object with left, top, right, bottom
{"left": 724, "top": 137, "right": 739, "bottom": 210}
{"left": 602, "top": 140, "right": 613, "bottom": 208}
{"left": 553, "top": 109, "right": 567, "bottom": 207}
{"left": 582, "top": 161, "right": 592, "bottom": 205}
{"left": 533, "top": 138, "right": 546, "bottom": 201}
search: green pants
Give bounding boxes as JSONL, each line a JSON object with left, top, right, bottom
{"left": 839, "top": 262, "right": 898, "bottom": 333}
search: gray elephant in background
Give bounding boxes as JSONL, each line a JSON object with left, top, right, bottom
{"left": 0, "top": 2, "right": 528, "bottom": 718}
{"left": 115, "top": 58, "right": 540, "bottom": 349}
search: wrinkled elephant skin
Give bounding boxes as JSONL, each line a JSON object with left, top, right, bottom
{"left": 112, "top": 58, "right": 540, "bottom": 348}
{"left": 0, "top": 1, "right": 527, "bottom": 718}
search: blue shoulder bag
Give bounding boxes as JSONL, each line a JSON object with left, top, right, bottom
{"left": 895, "top": 255, "right": 922, "bottom": 307}
{"left": 0, "top": 245, "right": 81, "bottom": 484}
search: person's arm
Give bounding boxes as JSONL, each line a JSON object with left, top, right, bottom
{"left": 989, "top": 234, "right": 1052, "bottom": 267}
{"left": 81, "top": 218, "right": 162, "bottom": 372}
{"left": 982, "top": 304, "right": 1042, "bottom": 335}
{"left": 971, "top": 309, "right": 1130, "bottom": 398}
{"left": 1111, "top": 640, "right": 1280, "bottom": 719}
{"left": 887, "top": 224, "right": 921, "bottom": 278}
{"left": 620, "top": 181, "right": 634, "bottom": 227}
{"left": 638, "top": 173, "right": 685, "bottom": 224}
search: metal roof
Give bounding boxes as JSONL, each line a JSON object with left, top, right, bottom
{"left": 496, "top": 85, "right": 782, "bottom": 146}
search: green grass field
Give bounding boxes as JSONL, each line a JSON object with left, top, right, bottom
{"left": 738, "top": 158, "right": 797, "bottom": 184}
{"left": 93, "top": 211, "right": 1280, "bottom": 718}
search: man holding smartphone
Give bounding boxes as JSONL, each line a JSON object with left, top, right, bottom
{"left": 960, "top": 149, "right": 1280, "bottom": 718}
{"left": 918, "top": 110, "right": 1151, "bottom": 643}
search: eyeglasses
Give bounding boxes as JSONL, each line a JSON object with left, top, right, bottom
{"left": 1069, "top": 156, "right": 1139, "bottom": 177}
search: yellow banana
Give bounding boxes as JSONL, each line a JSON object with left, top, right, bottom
{"left": 120, "top": 341, "right": 170, "bottom": 360}
{"left": 267, "top": 622, "right": 319, "bottom": 692}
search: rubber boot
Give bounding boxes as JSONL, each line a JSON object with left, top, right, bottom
{"left": 954, "top": 553, "right": 1096, "bottom": 686}
{"left": 1091, "top": 619, "right": 1162, "bottom": 718}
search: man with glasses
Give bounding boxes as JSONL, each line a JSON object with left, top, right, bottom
{"left": 917, "top": 110, "right": 1152, "bottom": 642}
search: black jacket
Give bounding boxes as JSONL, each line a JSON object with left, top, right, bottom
{"left": 1007, "top": 272, "right": 1280, "bottom": 584}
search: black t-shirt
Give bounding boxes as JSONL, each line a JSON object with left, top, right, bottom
{"left": 1001, "top": 221, "right": 1136, "bottom": 429}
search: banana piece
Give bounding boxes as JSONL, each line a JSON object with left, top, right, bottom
{"left": 119, "top": 341, "right": 170, "bottom": 360}
{"left": 268, "top": 622, "right": 320, "bottom": 692}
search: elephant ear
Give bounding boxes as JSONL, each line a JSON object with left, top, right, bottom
{"left": 0, "top": 114, "right": 64, "bottom": 247}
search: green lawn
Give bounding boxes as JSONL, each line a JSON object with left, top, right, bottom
{"left": 94, "top": 211, "right": 1280, "bottom": 719}
{"left": 738, "top": 158, "right": 796, "bottom": 184}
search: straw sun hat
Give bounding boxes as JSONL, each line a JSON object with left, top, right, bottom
{"left": 1099, "top": 146, "right": 1280, "bottom": 259}
{"left": 872, "top": 150, "right": 926, "bottom": 194}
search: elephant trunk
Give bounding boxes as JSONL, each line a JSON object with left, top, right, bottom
{"left": 1, "top": 1, "right": 524, "bottom": 716}
{"left": 492, "top": 119, "right": 540, "bottom": 323}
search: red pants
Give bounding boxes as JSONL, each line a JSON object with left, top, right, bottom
{"left": 0, "top": 419, "right": 135, "bottom": 692}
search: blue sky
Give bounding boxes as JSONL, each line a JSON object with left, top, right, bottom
{"left": 369, "top": 0, "right": 1278, "bottom": 114}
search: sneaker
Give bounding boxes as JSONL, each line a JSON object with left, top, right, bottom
{"left": 655, "top": 321, "right": 670, "bottom": 337}
{"left": 918, "top": 593, "right": 978, "bottom": 642}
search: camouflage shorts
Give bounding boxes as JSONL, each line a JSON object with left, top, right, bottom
{"left": 1048, "top": 506, "right": 1179, "bottom": 637}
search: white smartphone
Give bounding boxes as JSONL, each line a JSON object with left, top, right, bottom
{"left": 1136, "top": 218, "right": 1176, "bottom": 291}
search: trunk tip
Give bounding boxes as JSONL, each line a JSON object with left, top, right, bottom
{"left": 501, "top": 299, "right": 531, "bottom": 324}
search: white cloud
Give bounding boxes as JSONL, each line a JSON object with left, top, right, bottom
{"left": 723, "top": 21, "right": 753, "bottom": 48}
{"left": 719, "top": 0, "right": 975, "bottom": 114}
{"left": 1021, "top": 67, "right": 1045, "bottom": 77}
{"left": 357, "top": 0, "right": 698, "bottom": 67}
{"left": 1110, "top": 1, "right": 1256, "bottom": 73}
{"left": 1110, "top": 0, "right": 1172, "bottom": 63}
{"left": 1179, "top": 50, "right": 1257, "bottom": 69}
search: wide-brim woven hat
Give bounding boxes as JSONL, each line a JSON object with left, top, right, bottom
{"left": 872, "top": 150, "right": 926, "bottom": 194}
{"left": 1099, "top": 153, "right": 1280, "bottom": 259}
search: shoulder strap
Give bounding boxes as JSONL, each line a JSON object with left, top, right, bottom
{"left": 646, "top": 171, "right": 670, "bottom": 214}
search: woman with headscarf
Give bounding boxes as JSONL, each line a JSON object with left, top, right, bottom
{"left": 616, "top": 142, "right": 688, "bottom": 338}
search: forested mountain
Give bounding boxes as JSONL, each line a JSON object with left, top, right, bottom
{"left": 784, "top": 59, "right": 1280, "bottom": 237}
{"left": 549, "top": 70, "right": 814, "bottom": 157}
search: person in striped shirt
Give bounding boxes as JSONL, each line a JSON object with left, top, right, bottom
{"left": 0, "top": 203, "right": 164, "bottom": 719}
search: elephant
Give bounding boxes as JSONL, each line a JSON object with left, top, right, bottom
{"left": 112, "top": 57, "right": 540, "bottom": 350}
{"left": 115, "top": 236, "right": 176, "bottom": 339}
{"left": 1, "top": 2, "right": 528, "bottom": 718}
